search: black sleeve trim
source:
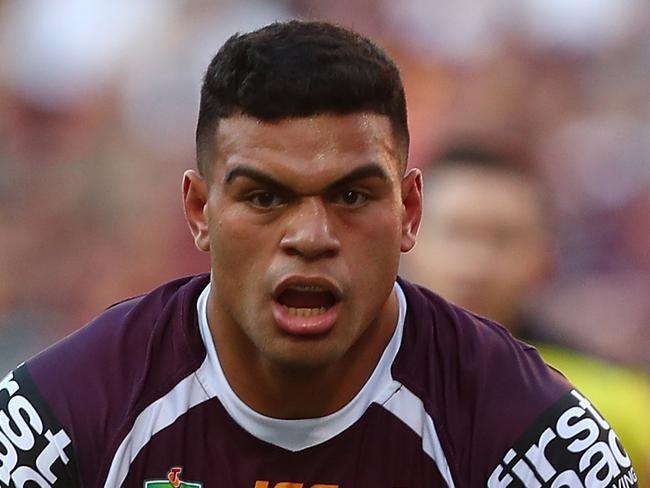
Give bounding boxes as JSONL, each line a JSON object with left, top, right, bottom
{"left": 487, "top": 389, "right": 638, "bottom": 487}
{"left": 0, "top": 366, "right": 80, "bottom": 487}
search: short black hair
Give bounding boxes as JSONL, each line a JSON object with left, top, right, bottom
{"left": 196, "top": 20, "right": 409, "bottom": 175}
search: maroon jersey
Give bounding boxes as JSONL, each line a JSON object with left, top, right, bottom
{"left": 0, "top": 275, "right": 638, "bottom": 487}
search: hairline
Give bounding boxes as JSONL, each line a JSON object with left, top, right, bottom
{"left": 197, "top": 112, "right": 409, "bottom": 181}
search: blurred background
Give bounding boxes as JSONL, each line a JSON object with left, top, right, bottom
{"left": 1, "top": 0, "right": 649, "bottom": 377}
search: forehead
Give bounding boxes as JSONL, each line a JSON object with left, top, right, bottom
{"left": 212, "top": 113, "right": 402, "bottom": 184}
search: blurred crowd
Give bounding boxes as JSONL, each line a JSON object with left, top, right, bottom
{"left": 1, "top": 0, "right": 649, "bottom": 375}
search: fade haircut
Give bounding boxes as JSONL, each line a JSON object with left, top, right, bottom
{"left": 196, "top": 20, "right": 409, "bottom": 176}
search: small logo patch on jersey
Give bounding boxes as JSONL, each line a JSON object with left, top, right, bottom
{"left": 144, "top": 467, "right": 202, "bottom": 488}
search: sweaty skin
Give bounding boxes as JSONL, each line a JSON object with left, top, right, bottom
{"left": 183, "top": 113, "right": 422, "bottom": 419}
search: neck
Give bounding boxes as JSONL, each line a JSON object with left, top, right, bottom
{"left": 210, "top": 290, "right": 399, "bottom": 419}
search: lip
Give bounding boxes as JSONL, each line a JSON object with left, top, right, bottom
{"left": 271, "top": 276, "right": 343, "bottom": 336}
{"left": 271, "top": 301, "right": 340, "bottom": 336}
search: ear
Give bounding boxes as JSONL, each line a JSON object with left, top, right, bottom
{"left": 182, "top": 169, "right": 210, "bottom": 252}
{"left": 400, "top": 168, "right": 423, "bottom": 253}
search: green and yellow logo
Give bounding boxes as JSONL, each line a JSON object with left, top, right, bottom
{"left": 144, "top": 467, "right": 202, "bottom": 488}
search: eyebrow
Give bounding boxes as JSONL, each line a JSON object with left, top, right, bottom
{"left": 224, "top": 163, "right": 390, "bottom": 194}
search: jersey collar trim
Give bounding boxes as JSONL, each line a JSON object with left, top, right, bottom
{"left": 196, "top": 281, "right": 407, "bottom": 452}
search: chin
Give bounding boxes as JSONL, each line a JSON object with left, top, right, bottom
{"left": 268, "top": 342, "right": 344, "bottom": 372}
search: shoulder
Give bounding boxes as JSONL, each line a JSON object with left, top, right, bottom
{"left": 0, "top": 367, "right": 79, "bottom": 486}
{"left": 395, "top": 278, "right": 570, "bottom": 408}
{"left": 12, "top": 273, "right": 210, "bottom": 486}
{"left": 536, "top": 343, "right": 650, "bottom": 484}
{"left": 394, "top": 278, "right": 573, "bottom": 483}
{"left": 25, "top": 274, "right": 210, "bottom": 403}
{"left": 394, "top": 278, "right": 639, "bottom": 486}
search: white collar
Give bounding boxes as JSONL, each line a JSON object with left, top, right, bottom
{"left": 195, "top": 280, "right": 407, "bottom": 451}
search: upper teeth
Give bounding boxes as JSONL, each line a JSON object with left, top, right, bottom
{"left": 290, "top": 284, "right": 326, "bottom": 292}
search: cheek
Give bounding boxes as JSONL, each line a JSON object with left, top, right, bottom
{"left": 346, "top": 206, "right": 401, "bottom": 243}
{"left": 210, "top": 202, "right": 272, "bottom": 246}
{"left": 343, "top": 210, "right": 402, "bottom": 275}
{"left": 209, "top": 208, "right": 270, "bottom": 278}
{"left": 208, "top": 212, "right": 274, "bottom": 320}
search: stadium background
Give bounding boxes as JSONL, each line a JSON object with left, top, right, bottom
{"left": 1, "top": 0, "right": 649, "bottom": 374}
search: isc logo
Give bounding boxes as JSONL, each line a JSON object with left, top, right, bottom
{"left": 254, "top": 482, "right": 338, "bottom": 488}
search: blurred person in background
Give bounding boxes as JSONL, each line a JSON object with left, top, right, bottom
{"left": 402, "top": 140, "right": 650, "bottom": 483}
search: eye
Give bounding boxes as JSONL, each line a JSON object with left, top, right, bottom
{"left": 336, "top": 190, "right": 369, "bottom": 207}
{"left": 248, "top": 191, "right": 286, "bottom": 209}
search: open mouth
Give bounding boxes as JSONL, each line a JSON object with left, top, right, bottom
{"left": 271, "top": 280, "right": 341, "bottom": 336}
{"left": 276, "top": 284, "right": 337, "bottom": 317}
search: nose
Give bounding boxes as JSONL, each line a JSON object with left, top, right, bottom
{"left": 280, "top": 197, "right": 341, "bottom": 260}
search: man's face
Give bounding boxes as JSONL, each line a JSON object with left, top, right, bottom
{"left": 403, "top": 165, "right": 548, "bottom": 329}
{"left": 185, "top": 113, "right": 421, "bottom": 371}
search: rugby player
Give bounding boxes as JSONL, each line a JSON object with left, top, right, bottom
{"left": 0, "top": 21, "right": 638, "bottom": 487}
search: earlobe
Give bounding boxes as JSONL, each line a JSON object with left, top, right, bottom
{"left": 400, "top": 168, "right": 423, "bottom": 253}
{"left": 182, "top": 170, "right": 211, "bottom": 252}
